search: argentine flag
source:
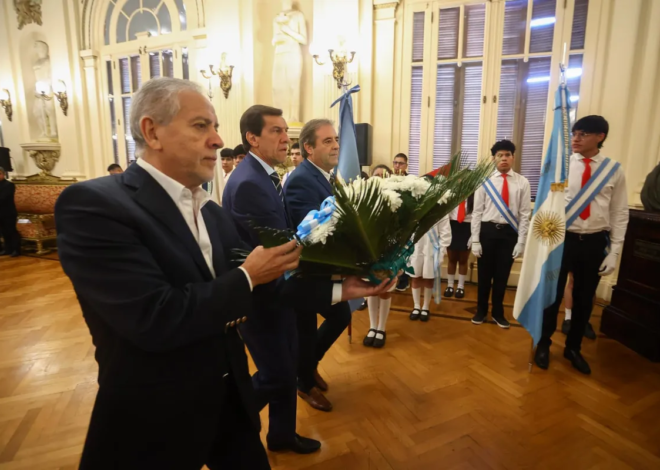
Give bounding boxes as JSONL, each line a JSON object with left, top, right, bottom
{"left": 513, "top": 82, "right": 572, "bottom": 346}
{"left": 331, "top": 85, "right": 361, "bottom": 182}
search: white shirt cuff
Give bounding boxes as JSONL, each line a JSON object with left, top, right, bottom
{"left": 331, "top": 282, "right": 342, "bottom": 305}
{"left": 237, "top": 267, "right": 253, "bottom": 291}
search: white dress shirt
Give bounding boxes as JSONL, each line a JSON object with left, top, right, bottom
{"left": 137, "top": 158, "right": 253, "bottom": 289}
{"left": 471, "top": 169, "right": 532, "bottom": 244}
{"left": 223, "top": 169, "right": 233, "bottom": 182}
{"left": 308, "top": 159, "right": 333, "bottom": 182}
{"left": 248, "top": 152, "right": 342, "bottom": 304}
{"left": 565, "top": 153, "right": 629, "bottom": 255}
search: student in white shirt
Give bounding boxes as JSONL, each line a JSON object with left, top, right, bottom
{"left": 282, "top": 142, "right": 303, "bottom": 186}
{"left": 220, "top": 148, "right": 235, "bottom": 182}
{"left": 535, "top": 115, "right": 629, "bottom": 375}
{"left": 471, "top": 140, "right": 532, "bottom": 329}
{"left": 445, "top": 193, "right": 474, "bottom": 299}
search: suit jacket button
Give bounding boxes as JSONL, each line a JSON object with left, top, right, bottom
{"left": 242, "top": 316, "right": 248, "bottom": 322}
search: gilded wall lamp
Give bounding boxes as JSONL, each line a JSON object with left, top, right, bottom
{"left": 312, "top": 39, "right": 356, "bottom": 89}
{"left": 0, "top": 89, "right": 12, "bottom": 121}
{"left": 200, "top": 53, "right": 234, "bottom": 99}
{"left": 53, "top": 80, "right": 68, "bottom": 116}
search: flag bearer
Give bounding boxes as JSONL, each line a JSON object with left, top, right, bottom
{"left": 471, "top": 140, "right": 532, "bottom": 329}
{"left": 535, "top": 116, "right": 629, "bottom": 375}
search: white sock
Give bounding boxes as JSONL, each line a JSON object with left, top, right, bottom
{"left": 565, "top": 308, "right": 572, "bottom": 321}
{"left": 377, "top": 298, "right": 392, "bottom": 334}
{"left": 448, "top": 274, "right": 455, "bottom": 287}
{"left": 367, "top": 297, "right": 380, "bottom": 335}
{"left": 458, "top": 274, "right": 466, "bottom": 289}
{"left": 423, "top": 287, "right": 433, "bottom": 310}
{"left": 412, "top": 287, "right": 421, "bottom": 309}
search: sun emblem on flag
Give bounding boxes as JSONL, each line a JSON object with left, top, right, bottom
{"left": 533, "top": 211, "right": 565, "bottom": 246}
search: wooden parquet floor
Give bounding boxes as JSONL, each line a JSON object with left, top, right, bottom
{"left": 1, "top": 257, "right": 660, "bottom": 469}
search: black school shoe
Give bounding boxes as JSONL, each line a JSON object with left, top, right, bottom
{"left": 455, "top": 288, "right": 465, "bottom": 299}
{"left": 492, "top": 315, "right": 510, "bottom": 329}
{"left": 363, "top": 329, "right": 377, "bottom": 347}
{"left": 471, "top": 311, "right": 487, "bottom": 325}
{"left": 409, "top": 308, "right": 421, "bottom": 321}
{"left": 268, "top": 434, "right": 321, "bottom": 454}
{"left": 444, "top": 286, "right": 454, "bottom": 297}
{"left": 420, "top": 309, "right": 430, "bottom": 322}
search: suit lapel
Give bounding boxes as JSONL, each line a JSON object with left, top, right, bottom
{"left": 124, "top": 165, "right": 214, "bottom": 281}
{"left": 304, "top": 160, "right": 333, "bottom": 196}
{"left": 246, "top": 154, "right": 291, "bottom": 227}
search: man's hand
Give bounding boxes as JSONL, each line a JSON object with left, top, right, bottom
{"left": 466, "top": 237, "right": 472, "bottom": 250}
{"left": 241, "top": 240, "right": 302, "bottom": 286}
{"left": 598, "top": 252, "right": 618, "bottom": 276}
{"left": 471, "top": 241, "right": 482, "bottom": 258}
{"left": 340, "top": 275, "right": 398, "bottom": 301}
{"left": 512, "top": 243, "right": 525, "bottom": 259}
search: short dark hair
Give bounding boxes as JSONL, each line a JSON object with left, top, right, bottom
{"left": 240, "top": 105, "right": 283, "bottom": 150}
{"left": 573, "top": 115, "right": 609, "bottom": 148}
{"left": 233, "top": 144, "right": 246, "bottom": 157}
{"left": 490, "top": 140, "right": 516, "bottom": 157}
{"left": 220, "top": 148, "right": 234, "bottom": 158}
{"left": 372, "top": 164, "right": 393, "bottom": 176}
{"left": 393, "top": 153, "right": 408, "bottom": 163}
{"left": 107, "top": 163, "right": 122, "bottom": 172}
{"left": 291, "top": 142, "right": 300, "bottom": 150}
{"left": 299, "top": 118, "right": 334, "bottom": 160}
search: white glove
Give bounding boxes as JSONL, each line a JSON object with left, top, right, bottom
{"left": 471, "top": 241, "right": 482, "bottom": 258}
{"left": 466, "top": 237, "right": 472, "bottom": 250}
{"left": 599, "top": 252, "right": 618, "bottom": 276}
{"left": 512, "top": 243, "right": 525, "bottom": 259}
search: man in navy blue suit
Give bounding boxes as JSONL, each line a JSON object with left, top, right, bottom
{"left": 223, "top": 105, "right": 394, "bottom": 454}
{"left": 284, "top": 119, "right": 351, "bottom": 412}
{"left": 55, "top": 78, "right": 304, "bottom": 469}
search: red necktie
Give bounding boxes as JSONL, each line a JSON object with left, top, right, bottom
{"left": 457, "top": 200, "right": 466, "bottom": 223}
{"left": 501, "top": 173, "right": 509, "bottom": 207}
{"left": 579, "top": 158, "right": 592, "bottom": 220}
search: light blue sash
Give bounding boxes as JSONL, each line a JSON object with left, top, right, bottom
{"left": 483, "top": 178, "right": 519, "bottom": 233}
{"left": 565, "top": 157, "right": 620, "bottom": 228}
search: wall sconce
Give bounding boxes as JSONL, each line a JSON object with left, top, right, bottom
{"left": 53, "top": 80, "right": 68, "bottom": 116}
{"left": 312, "top": 41, "right": 356, "bottom": 89}
{"left": 200, "top": 54, "right": 234, "bottom": 99}
{"left": 0, "top": 89, "right": 12, "bottom": 122}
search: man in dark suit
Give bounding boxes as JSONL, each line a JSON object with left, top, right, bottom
{"left": 0, "top": 166, "right": 19, "bottom": 257}
{"left": 284, "top": 119, "right": 351, "bottom": 412}
{"left": 55, "top": 78, "right": 303, "bottom": 469}
{"left": 223, "top": 105, "right": 394, "bottom": 454}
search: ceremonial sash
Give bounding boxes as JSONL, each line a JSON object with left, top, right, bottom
{"left": 427, "top": 228, "right": 442, "bottom": 305}
{"left": 483, "top": 178, "right": 519, "bottom": 233}
{"left": 565, "top": 157, "right": 620, "bottom": 228}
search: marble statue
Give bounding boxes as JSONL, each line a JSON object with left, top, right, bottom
{"left": 272, "top": 0, "right": 307, "bottom": 124}
{"left": 32, "top": 41, "right": 58, "bottom": 141}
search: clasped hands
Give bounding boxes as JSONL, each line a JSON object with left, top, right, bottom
{"left": 240, "top": 240, "right": 398, "bottom": 300}
{"left": 471, "top": 241, "right": 525, "bottom": 259}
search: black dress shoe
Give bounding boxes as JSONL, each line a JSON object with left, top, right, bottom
{"left": 268, "top": 434, "right": 321, "bottom": 454}
{"left": 493, "top": 315, "right": 510, "bottom": 329}
{"left": 584, "top": 322, "right": 597, "bottom": 340}
{"left": 561, "top": 319, "right": 571, "bottom": 335}
{"left": 420, "top": 309, "right": 430, "bottom": 322}
{"left": 363, "top": 329, "right": 377, "bottom": 347}
{"left": 373, "top": 331, "right": 386, "bottom": 348}
{"left": 534, "top": 344, "right": 550, "bottom": 370}
{"left": 455, "top": 288, "right": 465, "bottom": 299}
{"left": 357, "top": 300, "right": 367, "bottom": 311}
{"left": 564, "top": 348, "right": 591, "bottom": 375}
{"left": 471, "top": 311, "right": 487, "bottom": 325}
{"left": 444, "top": 286, "right": 454, "bottom": 297}
{"left": 409, "top": 308, "right": 421, "bottom": 321}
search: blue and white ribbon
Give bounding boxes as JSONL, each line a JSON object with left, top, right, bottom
{"left": 565, "top": 157, "right": 620, "bottom": 228}
{"left": 483, "top": 179, "right": 519, "bottom": 233}
{"left": 427, "top": 229, "right": 442, "bottom": 305}
{"left": 295, "top": 196, "right": 336, "bottom": 241}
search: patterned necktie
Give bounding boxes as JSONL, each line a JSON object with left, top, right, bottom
{"left": 329, "top": 172, "right": 336, "bottom": 186}
{"left": 457, "top": 200, "right": 466, "bottom": 223}
{"left": 579, "top": 158, "right": 592, "bottom": 220}
{"left": 500, "top": 173, "right": 509, "bottom": 207}
{"left": 270, "top": 172, "right": 283, "bottom": 202}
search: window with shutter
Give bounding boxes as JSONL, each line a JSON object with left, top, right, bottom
{"left": 408, "top": 11, "right": 426, "bottom": 175}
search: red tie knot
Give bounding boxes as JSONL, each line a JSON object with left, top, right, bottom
{"left": 583, "top": 158, "right": 592, "bottom": 164}
{"left": 501, "top": 173, "right": 508, "bottom": 178}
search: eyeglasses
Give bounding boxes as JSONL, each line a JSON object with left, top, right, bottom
{"left": 393, "top": 160, "right": 407, "bottom": 166}
{"left": 571, "top": 131, "right": 594, "bottom": 140}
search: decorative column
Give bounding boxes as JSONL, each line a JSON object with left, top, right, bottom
{"left": 80, "top": 50, "right": 105, "bottom": 178}
{"left": 371, "top": 1, "right": 400, "bottom": 165}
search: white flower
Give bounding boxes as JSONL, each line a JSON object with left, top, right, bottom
{"left": 381, "top": 189, "right": 402, "bottom": 212}
{"left": 437, "top": 190, "right": 453, "bottom": 205}
{"left": 307, "top": 211, "right": 339, "bottom": 245}
{"left": 380, "top": 174, "right": 431, "bottom": 199}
